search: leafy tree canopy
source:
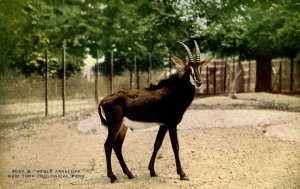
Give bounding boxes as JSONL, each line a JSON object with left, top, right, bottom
{"left": 0, "top": 0, "right": 299, "bottom": 81}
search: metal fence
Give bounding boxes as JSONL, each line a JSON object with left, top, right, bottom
{"left": 0, "top": 70, "right": 162, "bottom": 118}
{"left": 0, "top": 58, "right": 299, "bottom": 120}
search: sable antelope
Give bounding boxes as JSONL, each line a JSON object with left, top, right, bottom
{"left": 98, "top": 40, "right": 210, "bottom": 183}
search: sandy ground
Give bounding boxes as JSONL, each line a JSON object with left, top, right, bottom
{"left": 0, "top": 93, "right": 300, "bottom": 189}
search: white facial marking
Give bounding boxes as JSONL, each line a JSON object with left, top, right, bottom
{"left": 189, "top": 67, "right": 196, "bottom": 86}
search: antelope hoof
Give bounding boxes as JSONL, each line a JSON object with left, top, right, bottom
{"left": 150, "top": 171, "right": 158, "bottom": 177}
{"left": 109, "top": 175, "right": 118, "bottom": 183}
{"left": 180, "top": 175, "right": 189, "bottom": 181}
{"left": 128, "top": 174, "right": 136, "bottom": 179}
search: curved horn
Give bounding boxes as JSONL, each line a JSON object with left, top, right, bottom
{"left": 194, "top": 40, "right": 201, "bottom": 65}
{"left": 178, "top": 41, "right": 194, "bottom": 64}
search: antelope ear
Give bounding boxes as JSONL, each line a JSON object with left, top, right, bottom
{"left": 171, "top": 56, "right": 186, "bottom": 68}
{"left": 200, "top": 57, "right": 215, "bottom": 67}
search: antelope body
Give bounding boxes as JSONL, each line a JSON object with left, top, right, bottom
{"left": 98, "top": 41, "right": 208, "bottom": 183}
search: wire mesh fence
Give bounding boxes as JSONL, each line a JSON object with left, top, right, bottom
{"left": 0, "top": 70, "right": 164, "bottom": 126}
{"left": 0, "top": 58, "right": 299, "bottom": 125}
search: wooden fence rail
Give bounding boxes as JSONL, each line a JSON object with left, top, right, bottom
{"left": 195, "top": 58, "right": 299, "bottom": 94}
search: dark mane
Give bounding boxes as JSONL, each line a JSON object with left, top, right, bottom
{"left": 146, "top": 73, "right": 182, "bottom": 90}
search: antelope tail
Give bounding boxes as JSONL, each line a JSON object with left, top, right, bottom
{"left": 98, "top": 105, "right": 108, "bottom": 127}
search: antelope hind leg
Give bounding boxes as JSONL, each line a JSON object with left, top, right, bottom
{"left": 104, "top": 117, "right": 124, "bottom": 183}
{"left": 104, "top": 128, "right": 119, "bottom": 183}
{"left": 113, "top": 125, "right": 135, "bottom": 179}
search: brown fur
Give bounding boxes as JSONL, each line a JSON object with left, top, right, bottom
{"left": 98, "top": 41, "right": 203, "bottom": 183}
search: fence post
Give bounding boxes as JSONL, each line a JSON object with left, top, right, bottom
{"left": 110, "top": 50, "right": 114, "bottom": 94}
{"left": 62, "top": 44, "right": 66, "bottom": 116}
{"left": 223, "top": 60, "right": 227, "bottom": 93}
{"left": 134, "top": 55, "right": 140, "bottom": 89}
{"left": 236, "top": 60, "right": 244, "bottom": 93}
{"left": 213, "top": 61, "right": 216, "bottom": 94}
{"left": 129, "top": 67, "right": 133, "bottom": 89}
{"left": 248, "top": 61, "right": 251, "bottom": 92}
{"left": 169, "top": 52, "right": 172, "bottom": 74}
{"left": 206, "top": 66, "right": 209, "bottom": 94}
{"left": 148, "top": 53, "right": 152, "bottom": 84}
{"left": 279, "top": 61, "right": 282, "bottom": 92}
{"left": 290, "top": 58, "right": 294, "bottom": 92}
{"left": 95, "top": 50, "right": 99, "bottom": 104}
{"left": 232, "top": 57, "right": 236, "bottom": 80}
{"left": 45, "top": 48, "right": 48, "bottom": 117}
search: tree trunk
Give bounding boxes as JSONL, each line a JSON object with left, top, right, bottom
{"left": 255, "top": 58, "right": 272, "bottom": 92}
{"left": 255, "top": 34, "right": 272, "bottom": 92}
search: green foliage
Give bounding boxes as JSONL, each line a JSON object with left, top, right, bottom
{"left": 0, "top": 0, "right": 28, "bottom": 74}
{"left": 273, "top": 2, "right": 300, "bottom": 58}
{"left": 0, "top": 0, "right": 191, "bottom": 76}
{"left": 0, "top": 0, "right": 299, "bottom": 78}
{"left": 191, "top": 0, "right": 300, "bottom": 60}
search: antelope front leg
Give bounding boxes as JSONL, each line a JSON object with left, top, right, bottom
{"left": 148, "top": 126, "right": 168, "bottom": 177}
{"left": 168, "top": 126, "right": 189, "bottom": 180}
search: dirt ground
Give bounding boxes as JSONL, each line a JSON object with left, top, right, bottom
{"left": 0, "top": 93, "right": 299, "bottom": 189}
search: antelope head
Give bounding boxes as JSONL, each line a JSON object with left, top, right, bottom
{"left": 171, "top": 40, "right": 213, "bottom": 88}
